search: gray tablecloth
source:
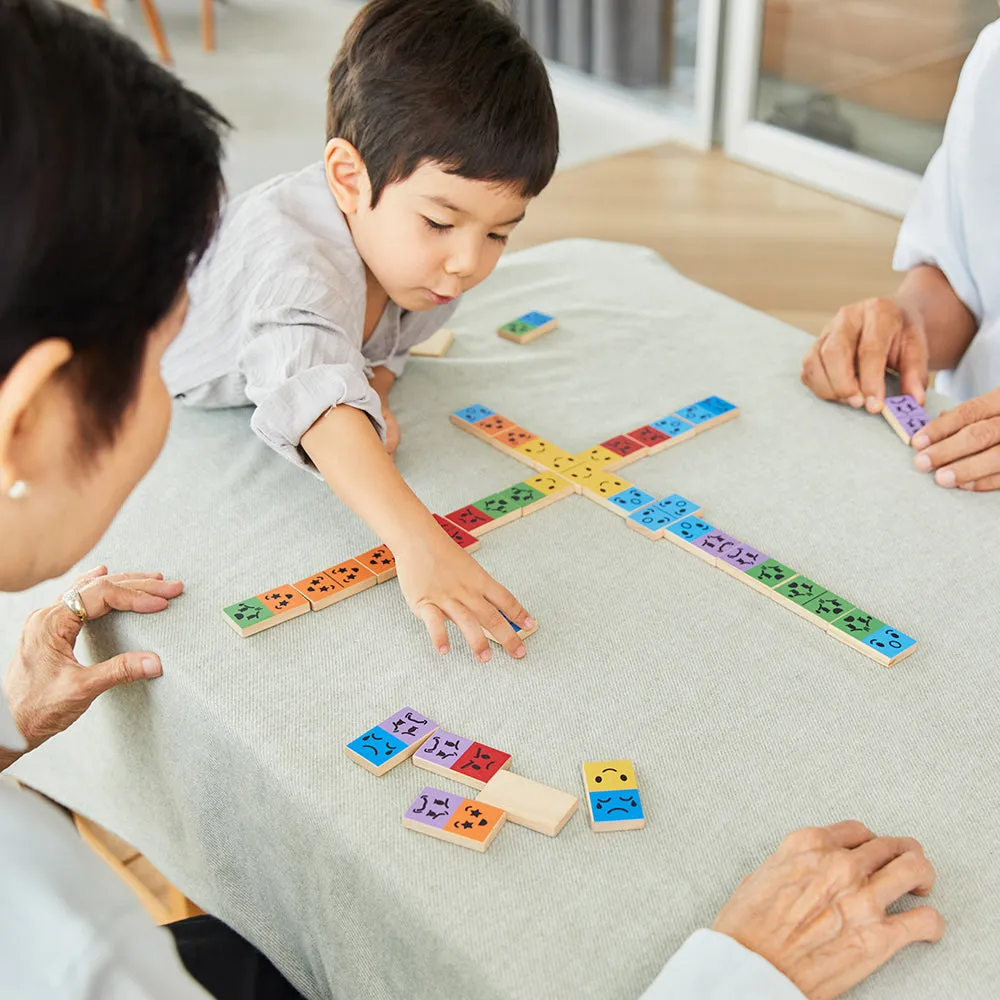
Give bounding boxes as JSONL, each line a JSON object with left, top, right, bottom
{"left": 4, "top": 239, "right": 999, "bottom": 1000}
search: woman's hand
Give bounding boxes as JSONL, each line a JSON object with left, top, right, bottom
{"left": 712, "top": 820, "right": 944, "bottom": 1000}
{"left": 2, "top": 566, "right": 183, "bottom": 762}
{"left": 912, "top": 387, "right": 1000, "bottom": 491}
{"left": 393, "top": 528, "right": 533, "bottom": 662}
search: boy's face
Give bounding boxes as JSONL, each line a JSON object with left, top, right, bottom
{"left": 347, "top": 161, "right": 530, "bottom": 311}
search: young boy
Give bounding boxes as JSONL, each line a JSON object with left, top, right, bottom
{"left": 162, "top": 0, "right": 558, "bottom": 661}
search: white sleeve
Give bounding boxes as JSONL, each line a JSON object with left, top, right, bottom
{"left": 239, "top": 305, "right": 386, "bottom": 469}
{"left": 892, "top": 21, "right": 1000, "bottom": 325}
{"left": 638, "top": 930, "right": 806, "bottom": 1000}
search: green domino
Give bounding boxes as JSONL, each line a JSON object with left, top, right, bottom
{"left": 745, "top": 559, "right": 797, "bottom": 588}
{"left": 803, "top": 593, "right": 855, "bottom": 624}
{"left": 830, "top": 611, "right": 886, "bottom": 639}
{"left": 476, "top": 492, "right": 517, "bottom": 516}
{"left": 499, "top": 483, "right": 545, "bottom": 511}
{"left": 499, "top": 319, "right": 534, "bottom": 336}
{"left": 223, "top": 597, "right": 273, "bottom": 630}
{"left": 774, "top": 576, "right": 826, "bottom": 606}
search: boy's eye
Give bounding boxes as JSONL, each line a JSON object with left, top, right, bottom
{"left": 488, "top": 232, "right": 510, "bottom": 245}
{"left": 423, "top": 217, "right": 452, "bottom": 232}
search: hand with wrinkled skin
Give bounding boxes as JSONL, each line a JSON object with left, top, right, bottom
{"left": 912, "top": 387, "right": 1000, "bottom": 491}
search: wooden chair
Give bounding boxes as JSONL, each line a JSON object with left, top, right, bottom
{"left": 90, "top": 0, "right": 216, "bottom": 66}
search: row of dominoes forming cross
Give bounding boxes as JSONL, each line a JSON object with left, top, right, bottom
{"left": 345, "top": 706, "right": 645, "bottom": 852}
{"left": 448, "top": 397, "right": 917, "bottom": 667}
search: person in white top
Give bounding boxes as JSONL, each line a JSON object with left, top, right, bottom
{"left": 0, "top": 2, "right": 944, "bottom": 998}
{"left": 801, "top": 12, "right": 1000, "bottom": 493}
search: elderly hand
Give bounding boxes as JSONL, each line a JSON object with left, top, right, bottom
{"left": 712, "top": 821, "right": 944, "bottom": 1000}
{"left": 911, "top": 387, "right": 1000, "bottom": 491}
{"left": 801, "top": 298, "right": 929, "bottom": 412}
{"left": 2, "top": 566, "right": 183, "bottom": 761}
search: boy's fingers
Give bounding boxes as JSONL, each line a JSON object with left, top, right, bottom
{"left": 482, "top": 585, "right": 532, "bottom": 630}
{"left": 442, "top": 601, "right": 494, "bottom": 664}
{"left": 416, "top": 603, "right": 450, "bottom": 654}
{"left": 474, "top": 600, "right": 526, "bottom": 660}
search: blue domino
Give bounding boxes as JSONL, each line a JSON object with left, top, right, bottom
{"left": 628, "top": 501, "right": 673, "bottom": 530}
{"left": 864, "top": 626, "right": 916, "bottom": 658}
{"left": 518, "top": 311, "right": 555, "bottom": 327}
{"left": 666, "top": 517, "right": 714, "bottom": 542}
{"left": 696, "top": 396, "right": 737, "bottom": 416}
{"left": 346, "top": 726, "right": 407, "bottom": 763}
{"left": 673, "top": 403, "right": 715, "bottom": 425}
{"left": 589, "top": 789, "right": 644, "bottom": 823}
{"left": 653, "top": 494, "right": 699, "bottom": 521}
{"left": 650, "top": 415, "right": 696, "bottom": 438}
{"left": 452, "top": 404, "right": 495, "bottom": 424}
{"left": 609, "top": 486, "right": 656, "bottom": 512}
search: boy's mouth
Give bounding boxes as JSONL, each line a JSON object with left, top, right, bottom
{"left": 425, "top": 289, "right": 455, "bottom": 306}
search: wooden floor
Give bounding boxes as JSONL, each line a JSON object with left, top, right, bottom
{"left": 80, "top": 141, "right": 905, "bottom": 912}
{"left": 509, "top": 143, "right": 903, "bottom": 336}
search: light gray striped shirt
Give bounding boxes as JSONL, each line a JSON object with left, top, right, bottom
{"left": 162, "top": 162, "right": 457, "bottom": 469}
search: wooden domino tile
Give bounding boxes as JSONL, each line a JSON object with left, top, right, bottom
{"left": 582, "top": 759, "right": 645, "bottom": 832}
{"left": 473, "top": 413, "right": 517, "bottom": 439}
{"left": 855, "top": 625, "right": 918, "bottom": 667}
{"left": 648, "top": 414, "right": 698, "bottom": 448}
{"left": 663, "top": 516, "right": 716, "bottom": 563}
{"left": 412, "top": 731, "right": 512, "bottom": 789}
{"left": 599, "top": 434, "right": 647, "bottom": 470}
{"left": 492, "top": 425, "right": 538, "bottom": 454}
{"left": 497, "top": 311, "right": 558, "bottom": 345}
{"left": 520, "top": 473, "right": 575, "bottom": 513}
{"left": 476, "top": 770, "right": 579, "bottom": 837}
{"left": 356, "top": 545, "right": 397, "bottom": 583}
{"left": 768, "top": 575, "right": 830, "bottom": 622}
{"left": 498, "top": 483, "right": 546, "bottom": 514}
{"left": 692, "top": 395, "right": 740, "bottom": 429}
{"left": 292, "top": 570, "right": 345, "bottom": 611}
{"left": 671, "top": 402, "right": 716, "bottom": 430}
{"left": 432, "top": 514, "right": 482, "bottom": 551}
{"left": 514, "top": 437, "right": 577, "bottom": 473}
{"left": 403, "top": 787, "right": 506, "bottom": 852}
{"left": 222, "top": 586, "right": 310, "bottom": 637}
{"left": 324, "top": 559, "right": 378, "bottom": 602}
{"left": 605, "top": 486, "right": 656, "bottom": 517}
{"left": 575, "top": 445, "right": 622, "bottom": 468}
{"left": 627, "top": 494, "right": 703, "bottom": 539}
{"left": 581, "top": 472, "right": 633, "bottom": 513}
{"left": 882, "top": 394, "right": 930, "bottom": 446}
{"left": 469, "top": 493, "right": 522, "bottom": 529}
{"left": 735, "top": 558, "right": 799, "bottom": 596}
{"left": 450, "top": 404, "right": 499, "bottom": 441}
{"left": 345, "top": 707, "right": 438, "bottom": 776}
{"left": 484, "top": 611, "right": 539, "bottom": 644}
{"left": 563, "top": 462, "right": 601, "bottom": 493}
{"left": 409, "top": 326, "right": 454, "bottom": 358}
{"left": 446, "top": 504, "right": 496, "bottom": 536}
{"left": 549, "top": 452, "right": 587, "bottom": 475}
{"left": 826, "top": 611, "right": 887, "bottom": 656}
{"left": 625, "top": 424, "right": 671, "bottom": 455}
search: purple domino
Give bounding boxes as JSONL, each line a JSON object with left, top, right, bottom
{"left": 717, "top": 539, "right": 768, "bottom": 571}
{"left": 693, "top": 529, "right": 738, "bottom": 557}
{"left": 378, "top": 707, "right": 437, "bottom": 745}
{"left": 413, "top": 731, "right": 472, "bottom": 768}
{"left": 884, "top": 395, "right": 930, "bottom": 436}
{"left": 404, "top": 787, "right": 461, "bottom": 828}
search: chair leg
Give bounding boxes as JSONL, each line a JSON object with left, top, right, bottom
{"left": 137, "top": 0, "right": 172, "bottom": 65}
{"left": 202, "top": 0, "right": 215, "bottom": 52}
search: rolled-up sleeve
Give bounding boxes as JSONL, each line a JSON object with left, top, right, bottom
{"left": 639, "top": 930, "right": 806, "bottom": 1000}
{"left": 240, "top": 310, "right": 385, "bottom": 469}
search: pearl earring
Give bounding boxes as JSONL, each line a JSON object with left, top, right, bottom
{"left": 7, "top": 480, "right": 29, "bottom": 500}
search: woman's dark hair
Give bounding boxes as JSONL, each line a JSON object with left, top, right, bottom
{"left": 0, "top": 0, "right": 228, "bottom": 452}
{"left": 327, "top": 0, "right": 559, "bottom": 207}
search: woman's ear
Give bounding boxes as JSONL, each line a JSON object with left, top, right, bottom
{"left": 0, "top": 339, "right": 73, "bottom": 493}
{"left": 325, "top": 138, "right": 368, "bottom": 215}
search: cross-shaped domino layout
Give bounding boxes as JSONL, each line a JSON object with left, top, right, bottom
{"left": 222, "top": 395, "right": 916, "bottom": 667}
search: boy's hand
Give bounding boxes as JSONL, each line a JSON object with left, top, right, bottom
{"left": 393, "top": 527, "right": 534, "bottom": 662}
{"left": 912, "top": 387, "right": 1000, "bottom": 491}
{"left": 382, "top": 404, "right": 400, "bottom": 457}
{"left": 801, "top": 298, "right": 929, "bottom": 412}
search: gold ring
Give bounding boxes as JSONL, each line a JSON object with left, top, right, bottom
{"left": 61, "top": 588, "right": 89, "bottom": 623}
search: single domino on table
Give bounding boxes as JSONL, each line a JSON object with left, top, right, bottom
{"left": 409, "top": 326, "right": 454, "bottom": 357}
{"left": 582, "top": 759, "right": 645, "bottom": 832}
{"left": 497, "top": 311, "right": 558, "bottom": 345}
{"left": 476, "top": 769, "right": 579, "bottom": 837}
{"left": 882, "top": 394, "right": 930, "bottom": 446}
{"left": 828, "top": 613, "right": 917, "bottom": 666}
{"left": 345, "top": 707, "right": 438, "bottom": 776}
{"left": 412, "top": 731, "right": 512, "bottom": 789}
{"left": 403, "top": 786, "right": 506, "bottom": 852}
{"left": 484, "top": 610, "right": 539, "bottom": 645}
{"left": 222, "top": 586, "right": 310, "bottom": 638}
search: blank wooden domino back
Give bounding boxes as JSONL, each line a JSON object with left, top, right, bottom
{"left": 403, "top": 786, "right": 506, "bottom": 852}
{"left": 344, "top": 707, "right": 438, "bottom": 776}
{"left": 582, "top": 759, "right": 645, "bottom": 832}
{"left": 475, "top": 769, "right": 578, "bottom": 837}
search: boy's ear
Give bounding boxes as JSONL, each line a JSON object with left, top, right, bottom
{"left": 325, "top": 138, "right": 368, "bottom": 214}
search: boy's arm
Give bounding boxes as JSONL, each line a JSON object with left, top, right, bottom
{"left": 300, "top": 404, "right": 533, "bottom": 660}
{"left": 368, "top": 366, "right": 399, "bottom": 456}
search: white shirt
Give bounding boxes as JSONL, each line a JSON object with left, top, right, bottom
{"left": 162, "top": 162, "right": 457, "bottom": 469}
{"left": 894, "top": 18, "right": 1000, "bottom": 402}
{"left": 0, "top": 778, "right": 211, "bottom": 1000}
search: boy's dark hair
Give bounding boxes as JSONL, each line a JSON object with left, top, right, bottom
{"left": 0, "top": 0, "right": 227, "bottom": 456}
{"left": 327, "top": 0, "right": 558, "bottom": 207}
